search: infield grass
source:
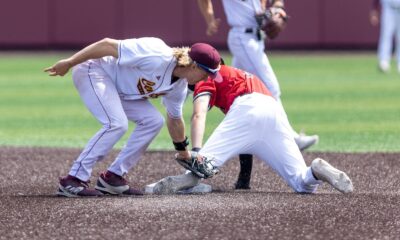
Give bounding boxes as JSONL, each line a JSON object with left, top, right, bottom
{"left": 0, "top": 52, "right": 399, "bottom": 152}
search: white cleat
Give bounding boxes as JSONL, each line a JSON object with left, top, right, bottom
{"left": 379, "top": 61, "right": 390, "bottom": 73}
{"left": 146, "top": 172, "right": 202, "bottom": 195}
{"left": 311, "top": 158, "right": 353, "bottom": 194}
{"left": 295, "top": 134, "right": 319, "bottom": 151}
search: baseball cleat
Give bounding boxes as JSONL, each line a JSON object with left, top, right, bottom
{"left": 151, "top": 173, "right": 200, "bottom": 195}
{"left": 311, "top": 158, "right": 353, "bottom": 194}
{"left": 175, "top": 152, "right": 220, "bottom": 179}
{"left": 378, "top": 61, "right": 390, "bottom": 73}
{"left": 295, "top": 134, "right": 319, "bottom": 151}
{"left": 57, "top": 175, "right": 103, "bottom": 197}
{"left": 95, "top": 171, "right": 143, "bottom": 196}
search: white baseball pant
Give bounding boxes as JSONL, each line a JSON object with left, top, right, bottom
{"left": 69, "top": 61, "right": 164, "bottom": 181}
{"left": 199, "top": 93, "right": 321, "bottom": 193}
{"left": 378, "top": 1, "right": 400, "bottom": 65}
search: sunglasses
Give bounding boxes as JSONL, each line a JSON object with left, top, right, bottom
{"left": 195, "top": 62, "right": 221, "bottom": 75}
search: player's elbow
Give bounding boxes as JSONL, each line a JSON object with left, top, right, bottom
{"left": 99, "top": 38, "right": 119, "bottom": 57}
{"left": 191, "top": 111, "right": 206, "bottom": 123}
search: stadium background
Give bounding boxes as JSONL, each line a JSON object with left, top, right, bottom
{"left": 0, "top": 0, "right": 378, "bottom": 49}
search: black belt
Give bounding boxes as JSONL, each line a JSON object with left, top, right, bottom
{"left": 245, "top": 28, "right": 254, "bottom": 33}
{"left": 244, "top": 28, "right": 263, "bottom": 41}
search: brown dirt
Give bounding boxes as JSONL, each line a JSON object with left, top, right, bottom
{"left": 0, "top": 147, "right": 399, "bottom": 240}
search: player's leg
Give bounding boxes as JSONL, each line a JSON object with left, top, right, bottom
{"left": 228, "top": 30, "right": 262, "bottom": 187}
{"left": 235, "top": 154, "right": 253, "bottom": 189}
{"left": 108, "top": 99, "right": 164, "bottom": 175}
{"left": 69, "top": 61, "right": 128, "bottom": 181}
{"left": 250, "top": 95, "right": 353, "bottom": 194}
{"left": 95, "top": 99, "right": 163, "bottom": 195}
{"left": 395, "top": 9, "right": 400, "bottom": 72}
{"left": 378, "top": 3, "right": 396, "bottom": 72}
{"left": 199, "top": 95, "right": 260, "bottom": 168}
{"left": 228, "top": 30, "right": 281, "bottom": 98}
{"left": 58, "top": 61, "right": 127, "bottom": 197}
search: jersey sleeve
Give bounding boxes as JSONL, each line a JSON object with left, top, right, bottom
{"left": 193, "top": 78, "right": 217, "bottom": 109}
{"left": 117, "top": 38, "right": 169, "bottom": 68}
{"left": 161, "top": 80, "right": 188, "bottom": 119}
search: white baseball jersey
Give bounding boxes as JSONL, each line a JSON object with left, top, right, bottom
{"left": 99, "top": 37, "right": 188, "bottom": 118}
{"left": 222, "top": 0, "right": 262, "bottom": 27}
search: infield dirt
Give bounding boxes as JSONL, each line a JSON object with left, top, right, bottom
{"left": 0, "top": 147, "right": 399, "bottom": 240}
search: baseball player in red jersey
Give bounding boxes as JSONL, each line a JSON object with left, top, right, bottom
{"left": 153, "top": 63, "right": 353, "bottom": 195}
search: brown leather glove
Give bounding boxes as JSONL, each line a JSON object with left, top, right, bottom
{"left": 256, "top": 7, "right": 288, "bottom": 40}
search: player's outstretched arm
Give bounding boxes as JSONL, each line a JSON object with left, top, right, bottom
{"left": 44, "top": 38, "right": 119, "bottom": 76}
{"left": 191, "top": 95, "right": 211, "bottom": 150}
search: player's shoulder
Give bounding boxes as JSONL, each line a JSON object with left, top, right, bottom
{"left": 119, "top": 37, "right": 173, "bottom": 67}
{"left": 137, "top": 37, "right": 167, "bottom": 46}
{"left": 219, "top": 65, "right": 245, "bottom": 77}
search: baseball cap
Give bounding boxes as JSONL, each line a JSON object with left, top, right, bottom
{"left": 189, "top": 43, "right": 221, "bottom": 80}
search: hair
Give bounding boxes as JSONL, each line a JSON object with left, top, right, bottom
{"left": 172, "top": 47, "right": 193, "bottom": 67}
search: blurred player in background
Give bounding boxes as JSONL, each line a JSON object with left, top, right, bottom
{"left": 45, "top": 38, "right": 221, "bottom": 197}
{"left": 370, "top": 0, "right": 400, "bottom": 73}
{"left": 196, "top": 0, "right": 318, "bottom": 189}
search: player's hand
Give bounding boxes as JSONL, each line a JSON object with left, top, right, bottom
{"left": 176, "top": 150, "right": 191, "bottom": 160}
{"left": 206, "top": 18, "right": 221, "bottom": 36}
{"left": 370, "top": 10, "right": 379, "bottom": 26}
{"left": 44, "top": 59, "right": 73, "bottom": 76}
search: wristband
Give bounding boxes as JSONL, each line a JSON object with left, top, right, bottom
{"left": 192, "top": 147, "right": 201, "bottom": 152}
{"left": 173, "top": 136, "right": 189, "bottom": 151}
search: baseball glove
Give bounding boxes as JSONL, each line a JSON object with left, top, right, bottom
{"left": 255, "top": 7, "right": 288, "bottom": 40}
{"left": 175, "top": 151, "right": 220, "bottom": 179}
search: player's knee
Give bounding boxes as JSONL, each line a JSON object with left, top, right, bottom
{"left": 150, "top": 113, "right": 165, "bottom": 131}
{"left": 134, "top": 112, "right": 164, "bottom": 132}
{"left": 110, "top": 118, "right": 129, "bottom": 134}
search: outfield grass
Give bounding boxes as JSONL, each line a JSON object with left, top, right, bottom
{"left": 0, "top": 52, "right": 399, "bottom": 152}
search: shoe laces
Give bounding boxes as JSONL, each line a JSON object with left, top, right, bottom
{"left": 80, "top": 180, "right": 90, "bottom": 188}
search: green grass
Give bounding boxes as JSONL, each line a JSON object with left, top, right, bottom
{"left": 0, "top": 52, "right": 399, "bottom": 152}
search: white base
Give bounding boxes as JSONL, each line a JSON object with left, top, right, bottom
{"left": 145, "top": 182, "right": 212, "bottom": 194}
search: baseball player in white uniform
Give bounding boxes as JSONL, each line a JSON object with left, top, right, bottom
{"left": 45, "top": 38, "right": 222, "bottom": 197}
{"left": 370, "top": 0, "right": 400, "bottom": 73}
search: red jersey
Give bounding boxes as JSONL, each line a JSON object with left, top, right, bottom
{"left": 193, "top": 65, "right": 272, "bottom": 114}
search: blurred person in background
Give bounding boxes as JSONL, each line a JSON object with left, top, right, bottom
{"left": 370, "top": 0, "right": 400, "bottom": 73}
{"left": 196, "top": 0, "right": 319, "bottom": 190}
